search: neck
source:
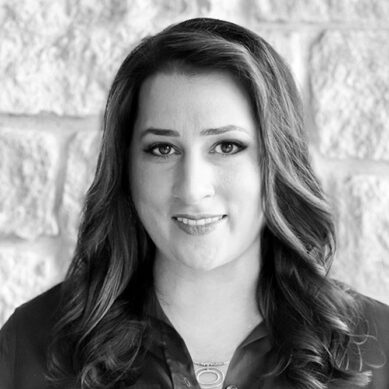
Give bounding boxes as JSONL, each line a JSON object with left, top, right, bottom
{"left": 153, "top": 243, "right": 262, "bottom": 361}
{"left": 154, "top": 253, "right": 260, "bottom": 312}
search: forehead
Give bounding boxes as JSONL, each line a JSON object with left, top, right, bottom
{"left": 134, "top": 70, "right": 256, "bottom": 134}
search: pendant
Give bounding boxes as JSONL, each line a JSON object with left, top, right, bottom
{"left": 194, "top": 365, "right": 225, "bottom": 388}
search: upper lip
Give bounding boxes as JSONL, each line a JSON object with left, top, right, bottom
{"left": 172, "top": 214, "right": 226, "bottom": 220}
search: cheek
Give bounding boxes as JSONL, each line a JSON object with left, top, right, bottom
{"left": 130, "top": 163, "right": 170, "bottom": 217}
{"left": 222, "top": 162, "right": 262, "bottom": 227}
{"left": 130, "top": 172, "right": 165, "bottom": 243}
{"left": 224, "top": 159, "right": 261, "bottom": 197}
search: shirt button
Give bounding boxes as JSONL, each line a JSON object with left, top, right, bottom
{"left": 226, "top": 386, "right": 238, "bottom": 389}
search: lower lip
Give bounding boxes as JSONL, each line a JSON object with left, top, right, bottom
{"left": 173, "top": 216, "right": 226, "bottom": 236}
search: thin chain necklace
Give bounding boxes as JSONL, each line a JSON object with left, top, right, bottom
{"left": 193, "top": 360, "right": 230, "bottom": 389}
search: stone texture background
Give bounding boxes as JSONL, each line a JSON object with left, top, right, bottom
{"left": 1, "top": 0, "right": 388, "bottom": 325}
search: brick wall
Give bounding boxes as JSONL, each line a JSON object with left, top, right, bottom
{"left": 1, "top": 0, "right": 388, "bottom": 325}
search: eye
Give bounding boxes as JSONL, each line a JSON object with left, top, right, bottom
{"left": 144, "top": 143, "right": 178, "bottom": 158}
{"left": 212, "top": 141, "right": 246, "bottom": 155}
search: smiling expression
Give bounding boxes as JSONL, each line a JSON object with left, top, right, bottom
{"left": 129, "top": 70, "right": 263, "bottom": 271}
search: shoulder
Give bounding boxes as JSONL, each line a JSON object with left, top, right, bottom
{"left": 333, "top": 280, "right": 389, "bottom": 333}
{"left": 340, "top": 286, "right": 389, "bottom": 344}
{"left": 17, "top": 282, "right": 63, "bottom": 315}
{"left": 1, "top": 283, "right": 64, "bottom": 340}
{"left": 351, "top": 290, "right": 389, "bottom": 336}
{"left": 0, "top": 284, "right": 63, "bottom": 389}
{"left": 9, "top": 283, "right": 63, "bottom": 335}
{"left": 347, "top": 289, "right": 389, "bottom": 384}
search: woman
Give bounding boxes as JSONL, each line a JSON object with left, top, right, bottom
{"left": 1, "top": 17, "right": 388, "bottom": 389}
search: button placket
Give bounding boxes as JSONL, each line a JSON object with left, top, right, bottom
{"left": 160, "top": 323, "right": 200, "bottom": 388}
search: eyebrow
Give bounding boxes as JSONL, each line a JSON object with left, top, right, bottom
{"left": 140, "top": 125, "right": 248, "bottom": 139}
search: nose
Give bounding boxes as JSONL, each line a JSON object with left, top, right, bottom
{"left": 172, "top": 152, "right": 215, "bottom": 204}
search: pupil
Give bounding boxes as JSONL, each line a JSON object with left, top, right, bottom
{"left": 222, "top": 143, "right": 233, "bottom": 153}
{"left": 159, "top": 145, "right": 171, "bottom": 154}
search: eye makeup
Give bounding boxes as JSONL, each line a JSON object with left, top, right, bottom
{"left": 143, "top": 142, "right": 180, "bottom": 159}
{"left": 142, "top": 139, "right": 249, "bottom": 160}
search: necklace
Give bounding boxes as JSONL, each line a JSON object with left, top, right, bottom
{"left": 193, "top": 360, "right": 230, "bottom": 389}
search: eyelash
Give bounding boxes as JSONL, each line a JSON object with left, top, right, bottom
{"left": 143, "top": 141, "right": 247, "bottom": 159}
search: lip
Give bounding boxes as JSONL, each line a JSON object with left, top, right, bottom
{"left": 172, "top": 214, "right": 225, "bottom": 220}
{"left": 172, "top": 214, "right": 226, "bottom": 236}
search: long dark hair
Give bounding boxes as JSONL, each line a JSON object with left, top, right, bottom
{"left": 48, "top": 18, "right": 371, "bottom": 389}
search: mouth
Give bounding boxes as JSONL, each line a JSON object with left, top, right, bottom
{"left": 173, "top": 215, "right": 226, "bottom": 225}
{"left": 172, "top": 214, "right": 227, "bottom": 235}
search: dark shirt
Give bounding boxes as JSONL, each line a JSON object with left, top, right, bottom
{"left": 0, "top": 284, "right": 388, "bottom": 389}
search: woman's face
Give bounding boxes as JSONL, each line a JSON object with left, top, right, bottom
{"left": 130, "top": 70, "right": 263, "bottom": 271}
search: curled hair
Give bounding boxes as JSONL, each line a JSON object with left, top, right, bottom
{"left": 48, "top": 18, "right": 371, "bottom": 389}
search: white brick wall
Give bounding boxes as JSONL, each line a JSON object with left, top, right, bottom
{"left": 1, "top": 0, "right": 388, "bottom": 325}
